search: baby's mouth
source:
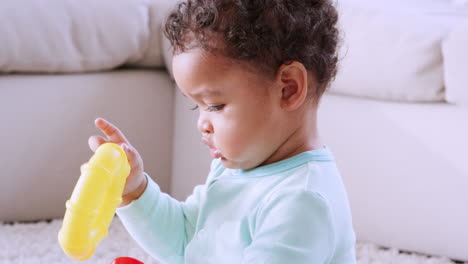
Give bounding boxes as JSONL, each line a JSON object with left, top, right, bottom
{"left": 202, "top": 138, "right": 222, "bottom": 159}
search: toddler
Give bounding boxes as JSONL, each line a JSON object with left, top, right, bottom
{"left": 88, "top": 0, "right": 356, "bottom": 263}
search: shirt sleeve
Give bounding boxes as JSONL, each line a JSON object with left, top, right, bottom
{"left": 116, "top": 159, "right": 221, "bottom": 264}
{"left": 242, "top": 190, "right": 336, "bottom": 264}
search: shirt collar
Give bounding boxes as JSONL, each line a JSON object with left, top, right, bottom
{"left": 223, "top": 146, "right": 334, "bottom": 178}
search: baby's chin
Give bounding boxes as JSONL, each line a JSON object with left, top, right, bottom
{"left": 219, "top": 156, "right": 233, "bottom": 166}
{"left": 219, "top": 156, "right": 241, "bottom": 169}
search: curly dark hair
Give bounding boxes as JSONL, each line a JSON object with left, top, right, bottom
{"left": 163, "top": 0, "right": 339, "bottom": 99}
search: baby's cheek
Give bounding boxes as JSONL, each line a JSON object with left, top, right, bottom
{"left": 219, "top": 125, "right": 252, "bottom": 159}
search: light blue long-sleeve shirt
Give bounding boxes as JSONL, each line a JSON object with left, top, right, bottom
{"left": 116, "top": 147, "right": 356, "bottom": 264}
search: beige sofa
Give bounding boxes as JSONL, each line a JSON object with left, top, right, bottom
{"left": 1, "top": 0, "right": 467, "bottom": 262}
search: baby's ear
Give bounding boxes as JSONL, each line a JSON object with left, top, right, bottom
{"left": 276, "top": 61, "right": 308, "bottom": 111}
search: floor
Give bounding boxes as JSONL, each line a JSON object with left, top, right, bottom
{"left": 0, "top": 218, "right": 466, "bottom": 264}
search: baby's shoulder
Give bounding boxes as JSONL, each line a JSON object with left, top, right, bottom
{"left": 261, "top": 165, "right": 331, "bottom": 207}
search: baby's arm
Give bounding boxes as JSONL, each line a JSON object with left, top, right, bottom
{"left": 243, "top": 190, "right": 336, "bottom": 264}
{"left": 116, "top": 176, "right": 203, "bottom": 264}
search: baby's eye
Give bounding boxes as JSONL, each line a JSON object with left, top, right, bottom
{"left": 206, "top": 104, "right": 225, "bottom": 112}
{"left": 191, "top": 105, "right": 199, "bottom": 111}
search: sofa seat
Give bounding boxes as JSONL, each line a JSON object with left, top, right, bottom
{"left": 0, "top": 69, "right": 174, "bottom": 222}
{"left": 319, "top": 93, "right": 468, "bottom": 261}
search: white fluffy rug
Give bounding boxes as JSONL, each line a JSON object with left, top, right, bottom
{"left": 0, "top": 218, "right": 465, "bottom": 264}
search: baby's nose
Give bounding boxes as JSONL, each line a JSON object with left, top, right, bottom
{"left": 197, "top": 117, "right": 213, "bottom": 134}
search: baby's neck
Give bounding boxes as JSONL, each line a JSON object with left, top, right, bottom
{"left": 259, "top": 108, "right": 322, "bottom": 167}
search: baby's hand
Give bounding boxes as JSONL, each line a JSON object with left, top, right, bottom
{"left": 87, "top": 118, "right": 147, "bottom": 206}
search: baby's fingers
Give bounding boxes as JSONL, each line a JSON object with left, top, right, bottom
{"left": 95, "top": 118, "right": 129, "bottom": 144}
{"left": 88, "top": 135, "right": 108, "bottom": 152}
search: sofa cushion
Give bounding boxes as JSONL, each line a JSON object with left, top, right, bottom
{"left": 443, "top": 22, "right": 468, "bottom": 107}
{"left": 329, "top": 0, "right": 468, "bottom": 102}
{"left": 0, "top": 0, "right": 169, "bottom": 73}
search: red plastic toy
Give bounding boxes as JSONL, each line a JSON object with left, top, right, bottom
{"left": 111, "top": 257, "right": 144, "bottom": 264}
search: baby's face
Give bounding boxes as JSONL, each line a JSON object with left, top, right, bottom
{"left": 172, "top": 49, "right": 284, "bottom": 170}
